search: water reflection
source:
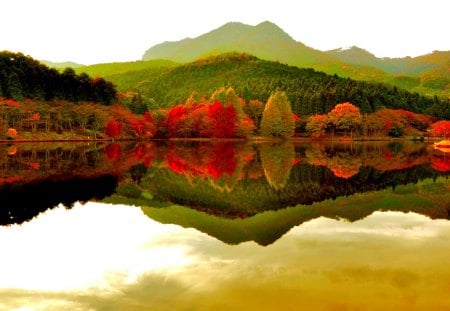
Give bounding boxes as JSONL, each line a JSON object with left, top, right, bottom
{"left": 1, "top": 141, "right": 449, "bottom": 225}
{"left": 1, "top": 202, "right": 449, "bottom": 310}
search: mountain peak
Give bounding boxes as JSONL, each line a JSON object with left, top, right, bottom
{"left": 142, "top": 21, "right": 300, "bottom": 63}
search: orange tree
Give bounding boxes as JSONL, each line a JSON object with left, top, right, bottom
{"left": 327, "top": 102, "right": 362, "bottom": 138}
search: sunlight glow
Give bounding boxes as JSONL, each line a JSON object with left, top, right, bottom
{"left": 1, "top": 203, "right": 450, "bottom": 310}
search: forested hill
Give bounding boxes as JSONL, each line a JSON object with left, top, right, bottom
{"left": 132, "top": 53, "right": 449, "bottom": 118}
{"left": 0, "top": 51, "right": 116, "bottom": 105}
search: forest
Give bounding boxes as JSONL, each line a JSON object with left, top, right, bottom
{"left": 128, "top": 53, "right": 450, "bottom": 119}
{"left": 0, "top": 51, "right": 449, "bottom": 141}
{"left": 0, "top": 51, "right": 116, "bottom": 104}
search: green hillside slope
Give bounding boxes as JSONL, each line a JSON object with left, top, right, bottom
{"left": 128, "top": 53, "right": 449, "bottom": 117}
{"left": 74, "top": 59, "right": 177, "bottom": 78}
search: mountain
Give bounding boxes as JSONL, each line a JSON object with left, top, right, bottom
{"left": 141, "top": 21, "right": 449, "bottom": 98}
{"left": 125, "top": 53, "right": 448, "bottom": 118}
{"left": 327, "top": 47, "right": 450, "bottom": 77}
{"left": 41, "top": 60, "right": 85, "bottom": 68}
{"left": 142, "top": 21, "right": 385, "bottom": 80}
{"left": 73, "top": 59, "right": 177, "bottom": 92}
{"left": 143, "top": 21, "right": 333, "bottom": 66}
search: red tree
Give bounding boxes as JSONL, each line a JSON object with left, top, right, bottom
{"left": 167, "top": 105, "right": 188, "bottom": 137}
{"left": 105, "top": 119, "right": 122, "bottom": 138}
{"left": 209, "top": 100, "right": 236, "bottom": 138}
{"left": 431, "top": 120, "right": 450, "bottom": 138}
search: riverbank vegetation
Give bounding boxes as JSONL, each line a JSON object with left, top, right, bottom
{"left": 1, "top": 51, "right": 449, "bottom": 141}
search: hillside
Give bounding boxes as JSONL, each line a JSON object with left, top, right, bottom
{"left": 141, "top": 21, "right": 449, "bottom": 98}
{"left": 73, "top": 59, "right": 178, "bottom": 92}
{"left": 125, "top": 53, "right": 449, "bottom": 118}
{"left": 74, "top": 59, "right": 177, "bottom": 78}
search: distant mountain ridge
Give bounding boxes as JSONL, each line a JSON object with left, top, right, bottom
{"left": 41, "top": 60, "right": 85, "bottom": 68}
{"left": 326, "top": 46, "right": 450, "bottom": 76}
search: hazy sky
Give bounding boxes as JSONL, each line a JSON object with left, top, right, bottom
{"left": 1, "top": 0, "right": 448, "bottom": 64}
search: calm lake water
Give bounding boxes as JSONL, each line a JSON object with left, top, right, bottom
{"left": 0, "top": 141, "right": 449, "bottom": 310}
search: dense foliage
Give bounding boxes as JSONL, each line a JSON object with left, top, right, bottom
{"left": 161, "top": 98, "right": 254, "bottom": 139}
{"left": 0, "top": 51, "right": 117, "bottom": 104}
{"left": 133, "top": 53, "right": 449, "bottom": 119}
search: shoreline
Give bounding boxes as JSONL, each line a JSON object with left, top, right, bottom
{"left": 0, "top": 136, "right": 442, "bottom": 144}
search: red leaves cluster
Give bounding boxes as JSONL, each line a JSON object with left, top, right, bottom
{"left": 208, "top": 100, "right": 236, "bottom": 138}
{"left": 105, "top": 119, "right": 122, "bottom": 138}
{"left": 3, "top": 99, "right": 20, "bottom": 107}
{"left": 431, "top": 120, "right": 450, "bottom": 138}
{"left": 106, "top": 105, "right": 156, "bottom": 139}
{"left": 105, "top": 143, "right": 122, "bottom": 162}
{"left": 431, "top": 157, "right": 450, "bottom": 172}
{"left": 165, "top": 100, "right": 252, "bottom": 138}
{"left": 167, "top": 143, "right": 237, "bottom": 180}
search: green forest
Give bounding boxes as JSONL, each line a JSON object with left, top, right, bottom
{"left": 0, "top": 51, "right": 116, "bottom": 104}
{"left": 108, "top": 53, "right": 450, "bottom": 119}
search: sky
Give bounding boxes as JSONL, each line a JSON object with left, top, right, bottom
{"left": 1, "top": 0, "right": 448, "bottom": 65}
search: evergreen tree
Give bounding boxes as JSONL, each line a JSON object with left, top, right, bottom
{"left": 7, "top": 72, "right": 24, "bottom": 100}
{"left": 260, "top": 91, "right": 295, "bottom": 137}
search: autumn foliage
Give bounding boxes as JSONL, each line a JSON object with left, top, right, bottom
{"left": 431, "top": 120, "right": 450, "bottom": 138}
{"left": 164, "top": 99, "right": 253, "bottom": 138}
{"left": 105, "top": 119, "right": 122, "bottom": 138}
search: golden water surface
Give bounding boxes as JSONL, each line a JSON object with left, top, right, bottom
{"left": 1, "top": 202, "right": 449, "bottom": 310}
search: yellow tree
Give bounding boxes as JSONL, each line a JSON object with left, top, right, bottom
{"left": 260, "top": 142, "right": 295, "bottom": 190}
{"left": 260, "top": 91, "right": 295, "bottom": 138}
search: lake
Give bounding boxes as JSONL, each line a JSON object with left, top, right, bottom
{"left": 0, "top": 140, "right": 449, "bottom": 310}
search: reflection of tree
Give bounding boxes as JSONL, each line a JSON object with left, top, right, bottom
{"left": 305, "top": 144, "right": 327, "bottom": 166}
{"left": 305, "top": 145, "right": 360, "bottom": 178}
{"left": 164, "top": 142, "right": 256, "bottom": 192}
{"left": 260, "top": 142, "right": 295, "bottom": 190}
{"left": 431, "top": 156, "right": 450, "bottom": 172}
{"left": 327, "top": 153, "right": 361, "bottom": 179}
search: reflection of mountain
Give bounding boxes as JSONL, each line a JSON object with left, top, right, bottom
{"left": 141, "top": 177, "right": 450, "bottom": 246}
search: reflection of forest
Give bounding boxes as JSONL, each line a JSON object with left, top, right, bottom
{"left": 141, "top": 177, "right": 450, "bottom": 246}
{"left": 1, "top": 141, "right": 449, "bottom": 225}
{"left": 110, "top": 141, "right": 449, "bottom": 217}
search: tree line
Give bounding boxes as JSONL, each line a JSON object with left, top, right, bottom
{"left": 0, "top": 51, "right": 116, "bottom": 105}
